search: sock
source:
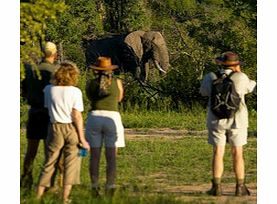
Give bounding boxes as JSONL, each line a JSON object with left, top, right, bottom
{"left": 213, "top": 177, "right": 221, "bottom": 184}
{"left": 237, "top": 178, "right": 244, "bottom": 185}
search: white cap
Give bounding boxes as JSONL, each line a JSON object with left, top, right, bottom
{"left": 44, "top": 41, "right": 57, "bottom": 55}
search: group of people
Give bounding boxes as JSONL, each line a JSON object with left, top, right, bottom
{"left": 21, "top": 42, "right": 125, "bottom": 203}
{"left": 20, "top": 41, "right": 256, "bottom": 202}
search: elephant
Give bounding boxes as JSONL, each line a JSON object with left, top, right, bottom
{"left": 83, "top": 30, "right": 169, "bottom": 82}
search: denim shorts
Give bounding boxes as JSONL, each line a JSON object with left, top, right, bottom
{"left": 85, "top": 110, "right": 125, "bottom": 148}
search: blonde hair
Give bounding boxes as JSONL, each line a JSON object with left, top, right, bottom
{"left": 44, "top": 42, "right": 57, "bottom": 57}
{"left": 52, "top": 62, "right": 80, "bottom": 86}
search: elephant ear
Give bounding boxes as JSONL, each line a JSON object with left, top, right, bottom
{"left": 124, "top": 30, "right": 145, "bottom": 59}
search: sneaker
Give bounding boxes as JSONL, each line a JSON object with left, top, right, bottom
{"left": 20, "top": 174, "right": 33, "bottom": 190}
{"left": 91, "top": 187, "right": 101, "bottom": 197}
{"left": 105, "top": 184, "right": 116, "bottom": 197}
{"left": 63, "top": 198, "right": 72, "bottom": 204}
{"left": 235, "top": 183, "right": 251, "bottom": 196}
{"left": 207, "top": 180, "right": 222, "bottom": 196}
{"left": 45, "top": 185, "right": 60, "bottom": 193}
{"left": 105, "top": 188, "right": 115, "bottom": 197}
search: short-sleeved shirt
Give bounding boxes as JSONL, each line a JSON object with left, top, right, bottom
{"left": 21, "top": 60, "right": 58, "bottom": 108}
{"left": 44, "top": 85, "right": 84, "bottom": 123}
{"left": 200, "top": 69, "right": 256, "bottom": 129}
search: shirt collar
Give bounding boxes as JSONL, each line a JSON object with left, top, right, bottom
{"left": 219, "top": 68, "right": 233, "bottom": 75}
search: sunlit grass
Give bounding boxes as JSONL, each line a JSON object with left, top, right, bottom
{"left": 20, "top": 131, "right": 256, "bottom": 204}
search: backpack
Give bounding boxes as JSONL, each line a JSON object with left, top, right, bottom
{"left": 210, "top": 71, "right": 241, "bottom": 119}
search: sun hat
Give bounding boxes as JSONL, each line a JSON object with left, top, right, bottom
{"left": 90, "top": 57, "right": 118, "bottom": 71}
{"left": 215, "top": 51, "right": 241, "bottom": 66}
{"left": 44, "top": 41, "right": 57, "bottom": 55}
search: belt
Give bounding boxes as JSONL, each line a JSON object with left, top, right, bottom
{"left": 51, "top": 122, "right": 73, "bottom": 124}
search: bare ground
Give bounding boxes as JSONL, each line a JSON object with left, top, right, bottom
{"left": 125, "top": 128, "right": 257, "bottom": 204}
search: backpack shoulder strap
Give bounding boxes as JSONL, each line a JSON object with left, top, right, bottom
{"left": 226, "top": 71, "right": 235, "bottom": 78}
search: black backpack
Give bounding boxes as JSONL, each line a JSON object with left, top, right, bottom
{"left": 210, "top": 71, "right": 241, "bottom": 119}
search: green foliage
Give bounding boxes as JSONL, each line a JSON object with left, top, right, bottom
{"left": 122, "top": 0, "right": 152, "bottom": 32}
{"left": 20, "top": 0, "right": 66, "bottom": 80}
{"left": 46, "top": 0, "right": 104, "bottom": 68}
{"left": 20, "top": 97, "right": 29, "bottom": 128}
{"left": 20, "top": 0, "right": 257, "bottom": 111}
{"left": 148, "top": 0, "right": 256, "bottom": 109}
{"left": 103, "top": 0, "right": 152, "bottom": 32}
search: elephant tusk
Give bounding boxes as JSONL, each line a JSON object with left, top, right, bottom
{"left": 154, "top": 60, "right": 166, "bottom": 74}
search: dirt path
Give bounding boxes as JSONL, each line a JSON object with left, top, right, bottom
{"left": 149, "top": 183, "right": 257, "bottom": 204}
{"left": 125, "top": 128, "right": 257, "bottom": 203}
{"left": 125, "top": 128, "right": 257, "bottom": 138}
{"left": 125, "top": 128, "right": 208, "bottom": 137}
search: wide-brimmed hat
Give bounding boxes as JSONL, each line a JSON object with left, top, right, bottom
{"left": 90, "top": 57, "right": 118, "bottom": 71}
{"left": 215, "top": 51, "right": 241, "bottom": 66}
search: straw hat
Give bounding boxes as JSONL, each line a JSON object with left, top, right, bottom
{"left": 90, "top": 57, "right": 118, "bottom": 71}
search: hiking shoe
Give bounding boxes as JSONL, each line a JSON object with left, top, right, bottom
{"left": 207, "top": 180, "right": 222, "bottom": 196}
{"left": 235, "top": 183, "right": 251, "bottom": 196}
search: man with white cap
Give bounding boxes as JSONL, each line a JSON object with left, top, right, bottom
{"left": 21, "top": 41, "right": 60, "bottom": 190}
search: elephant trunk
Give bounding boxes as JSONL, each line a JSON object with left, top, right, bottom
{"left": 152, "top": 42, "right": 169, "bottom": 74}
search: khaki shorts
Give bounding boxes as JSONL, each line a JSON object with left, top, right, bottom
{"left": 85, "top": 110, "right": 125, "bottom": 148}
{"left": 208, "top": 128, "right": 248, "bottom": 146}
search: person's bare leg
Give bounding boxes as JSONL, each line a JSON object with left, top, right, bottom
{"left": 63, "top": 184, "right": 72, "bottom": 202}
{"left": 208, "top": 145, "right": 225, "bottom": 195}
{"left": 232, "top": 146, "right": 245, "bottom": 179}
{"left": 213, "top": 145, "right": 225, "bottom": 178}
{"left": 89, "top": 148, "right": 101, "bottom": 187}
{"left": 105, "top": 147, "right": 116, "bottom": 187}
{"left": 36, "top": 185, "right": 46, "bottom": 199}
{"left": 232, "top": 146, "right": 250, "bottom": 195}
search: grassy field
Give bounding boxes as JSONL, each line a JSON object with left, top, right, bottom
{"left": 21, "top": 98, "right": 257, "bottom": 133}
{"left": 20, "top": 129, "right": 257, "bottom": 203}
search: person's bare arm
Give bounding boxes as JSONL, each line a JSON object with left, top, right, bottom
{"left": 116, "top": 79, "right": 124, "bottom": 102}
{"left": 72, "top": 108, "right": 90, "bottom": 150}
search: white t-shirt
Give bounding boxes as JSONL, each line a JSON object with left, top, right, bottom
{"left": 44, "top": 85, "right": 84, "bottom": 123}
